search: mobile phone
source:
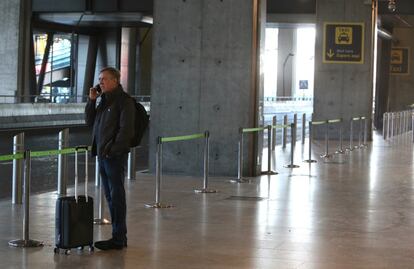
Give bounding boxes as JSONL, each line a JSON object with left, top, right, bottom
{"left": 95, "top": 84, "right": 102, "bottom": 93}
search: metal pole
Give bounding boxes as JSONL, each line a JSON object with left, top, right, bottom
{"left": 95, "top": 158, "right": 99, "bottom": 186}
{"left": 387, "top": 112, "right": 391, "bottom": 139}
{"left": 293, "top": 113, "right": 297, "bottom": 146}
{"left": 383, "top": 113, "right": 387, "bottom": 140}
{"left": 302, "top": 113, "right": 306, "bottom": 145}
{"left": 195, "top": 131, "right": 217, "bottom": 193}
{"left": 231, "top": 128, "right": 249, "bottom": 183}
{"left": 9, "top": 151, "right": 43, "bottom": 248}
{"left": 285, "top": 123, "right": 299, "bottom": 168}
{"left": 127, "top": 147, "right": 137, "bottom": 180}
{"left": 57, "top": 128, "right": 69, "bottom": 196}
{"left": 145, "top": 137, "right": 172, "bottom": 208}
{"left": 263, "top": 125, "right": 277, "bottom": 175}
{"left": 272, "top": 116, "right": 277, "bottom": 150}
{"left": 348, "top": 119, "right": 354, "bottom": 151}
{"left": 358, "top": 117, "right": 363, "bottom": 147}
{"left": 283, "top": 115, "right": 287, "bottom": 148}
{"left": 304, "top": 122, "right": 317, "bottom": 163}
{"left": 363, "top": 117, "right": 368, "bottom": 147}
{"left": 94, "top": 174, "right": 111, "bottom": 225}
{"left": 391, "top": 113, "right": 394, "bottom": 138}
{"left": 321, "top": 120, "right": 331, "bottom": 158}
{"left": 12, "top": 132, "right": 24, "bottom": 204}
{"left": 336, "top": 119, "right": 345, "bottom": 154}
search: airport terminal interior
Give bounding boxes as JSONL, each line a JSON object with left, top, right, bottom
{"left": 1, "top": 0, "right": 414, "bottom": 268}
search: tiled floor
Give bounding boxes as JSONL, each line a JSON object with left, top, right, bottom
{"left": 1, "top": 133, "right": 414, "bottom": 268}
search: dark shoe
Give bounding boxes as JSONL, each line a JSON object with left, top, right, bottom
{"left": 94, "top": 239, "right": 124, "bottom": 251}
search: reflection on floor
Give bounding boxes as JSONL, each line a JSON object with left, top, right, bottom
{"left": 1, "top": 133, "right": 414, "bottom": 269}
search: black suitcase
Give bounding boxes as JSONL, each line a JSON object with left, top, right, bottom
{"left": 54, "top": 146, "right": 94, "bottom": 255}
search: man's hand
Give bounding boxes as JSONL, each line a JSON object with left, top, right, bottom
{"left": 89, "top": 87, "right": 99, "bottom": 100}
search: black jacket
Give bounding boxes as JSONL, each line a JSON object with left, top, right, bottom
{"left": 85, "top": 86, "right": 135, "bottom": 158}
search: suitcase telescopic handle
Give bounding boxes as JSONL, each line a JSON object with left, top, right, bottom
{"left": 74, "top": 145, "right": 89, "bottom": 203}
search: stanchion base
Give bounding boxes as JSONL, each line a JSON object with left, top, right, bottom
{"left": 9, "top": 239, "right": 43, "bottom": 248}
{"left": 260, "top": 171, "right": 278, "bottom": 175}
{"left": 335, "top": 149, "right": 345, "bottom": 154}
{"left": 145, "top": 202, "right": 174, "bottom": 208}
{"left": 194, "top": 188, "right": 217, "bottom": 193}
{"left": 320, "top": 154, "right": 333, "bottom": 159}
{"left": 94, "top": 218, "right": 111, "bottom": 225}
{"left": 346, "top": 147, "right": 354, "bottom": 152}
{"left": 229, "top": 179, "right": 251, "bottom": 184}
{"left": 284, "top": 164, "right": 300, "bottom": 168}
{"left": 304, "top": 159, "right": 317, "bottom": 163}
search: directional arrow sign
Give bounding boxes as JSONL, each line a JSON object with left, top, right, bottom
{"left": 327, "top": 49, "right": 335, "bottom": 58}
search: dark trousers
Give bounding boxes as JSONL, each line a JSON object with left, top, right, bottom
{"left": 99, "top": 153, "right": 128, "bottom": 244}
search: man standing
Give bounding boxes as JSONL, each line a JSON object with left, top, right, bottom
{"left": 85, "top": 67, "right": 135, "bottom": 250}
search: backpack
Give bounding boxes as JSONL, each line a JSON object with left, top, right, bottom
{"left": 130, "top": 97, "right": 149, "bottom": 147}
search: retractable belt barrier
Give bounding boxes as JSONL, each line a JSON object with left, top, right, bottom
{"left": 382, "top": 110, "right": 413, "bottom": 141}
{"left": 305, "top": 116, "right": 368, "bottom": 163}
{"left": 145, "top": 131, "right": 215, "bottom": 209}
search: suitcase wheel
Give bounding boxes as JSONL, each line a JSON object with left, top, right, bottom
{"left": 64, "top": 249, "right": 71, "bottom": 255}
{"left": 53, "top": 247, "right": 59, "bottom": 254}
{"left": 89, "top": 245, "right": 94, "bottom": 252}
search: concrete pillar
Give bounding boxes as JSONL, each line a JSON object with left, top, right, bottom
{"left": 138, "top": 28, "right": 152, "bottom": 96}
{"left": 82, "top": 35, "right": 98, "bottom": 101}
{"left": 150, "top": 0, "right": 266, "bottom": 177}
{"left": 277, "top": 28, "right": 295, "bottom": 97}
{"left": 0, "top": 0, "right": 32, "bottom": 102}
{"left": 313, "top": 0, "right": 373, "bottom": 138}
{"left": 120, "top": 27, "right": 138, "bottom": 95}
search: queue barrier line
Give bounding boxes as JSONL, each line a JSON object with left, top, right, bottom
{"left": 146, "top": 131, "right": 215, "bottom": 209}
{"left": 242, "top": 127, "right": 266, "bottom": 133}
{"left": 311, "top": 120, "right": 326, "bottom": 125}
{"left": 0, "top": 147, "right": 91, "bottom": 162}
{"left": 352, "top": 117, "right": 360, "bottom": 121}
{"left": 161, "top": 133, "right": 205, "bottom": 143}
{"left": 328, "top": 119, "right": 342, "bottom": 124}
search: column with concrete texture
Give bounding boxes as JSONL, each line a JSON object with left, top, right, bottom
{"left": 150, "top": 0, "right": 266, "bottom": 177}
{"left": 313, "top": 0, "right": 373, "bottom": 139}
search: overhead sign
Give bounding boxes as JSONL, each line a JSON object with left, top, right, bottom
{"left": 299, "top": 80, "right": 308, "bottom": 89}
{"left": 390, "top": 47, "right": 410, "bottom": 75}
{"left": 323, "top": 22, "right": 364, "bottom": 64}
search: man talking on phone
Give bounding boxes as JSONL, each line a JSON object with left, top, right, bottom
{"left": 85, "top": 67, "right": 135, "bottom": 250}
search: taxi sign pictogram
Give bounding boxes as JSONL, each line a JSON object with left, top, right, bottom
{"left": 323, "top": 22, "right": 364, "bottom": 64}
{"left": 390, "top": 47, "right": 410, "bottom": 75}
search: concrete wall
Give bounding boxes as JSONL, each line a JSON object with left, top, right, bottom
{"left": 313, "top": 0, "right": 373, "bottom": 138}
{"left": 388, "top": 28, "right": 414, "bottom": 111}
{"left": 150, "top": 0, "right": 265, "bottom": 177}
{"left": 0, "top": 1, "right": 21, "bottom": 98}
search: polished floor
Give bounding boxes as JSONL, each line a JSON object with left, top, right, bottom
{"left": 1, "top": 132, "right": 414, "bottom": 268}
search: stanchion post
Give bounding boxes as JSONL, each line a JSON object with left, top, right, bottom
{"left": 363, "top": 117, "right": 368, "bottom": 147}
{"left": 9, "top": 150, "right": 43, "bottom": 248}
{"left": 231, "top": 128, "right": 249, "bottom": 183}
{"left": 145, "top": 137, "right": 172, "bottom": 208}
{"left": 391, "top": 113, "right": 394, "bottom": 138}
{"left": 302, "top": 113, "right": 306, "bottom": 145}
{"left": 283, "top": 115, "right": 287, "bottom": 148}
{"left": 262, "top": 125, "right": 278, "bottom": 175}
{"left": 94, "top": 172, "right": 111, "bottom": 225}
{"left": 195, "top": 131, "right": 217, "bottom": 193}
{"left": 12, "top": 132, "right": 24, "bottom": 204}
{"left": 383, "top": 113, "right": 387, "bottom": 140}
{"left": 336, "top": 119, "right": 345, "bottom": 154}
{"left": 95, "top": 158, "right": 99, "bottom": 186}
{"left": 127, "top": 147, "right": 137, "bottom": 180}
{"left": 347, "top": 119, "right": 354, "bottom": 151}
{"left": 285, "top": 123, "right": 299, "bottom": 168}
{"left": 272, "top": 116, "right": 277, "bottom": 150}
{"left": 358, "top": 117, "right": 363, "bottom": 148}
{"left": 57, "top": 129, "right": 69, "bottom": 196}
{"left": 293, "top": 113, "right": 297, "bottom": 146}
{"left": 321, "top": 120, "right": 331, "bottom": 158}
{"left": 304, "top": 121, "right": 317, "bottom": 163}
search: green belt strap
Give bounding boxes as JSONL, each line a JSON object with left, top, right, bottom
{"left": 0, "top": 153, "right": 24, "bottom": 161}
{"left": 360, "top": 116, "right": 366, "bottom": 120}
{"left": 161, "top": 133, "right": 205, "bottom": 143}
{"left": 272, "top": 124, "right": 290, "bottom": 129}
{"left": 0, "top": 146, "right": 91, "bottom": 162}
{"left": 311, "top": 120, "right": 326, "bottom": 125}
{"left": 328, "top": 119, "right": 341, "bottom": 123}
{"left": 242, "top": 127, "right": 266, "bottom": 133}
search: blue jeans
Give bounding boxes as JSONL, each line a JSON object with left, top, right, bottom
{"left": 99, "top": 153, "right": 128, "bottom": 244}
